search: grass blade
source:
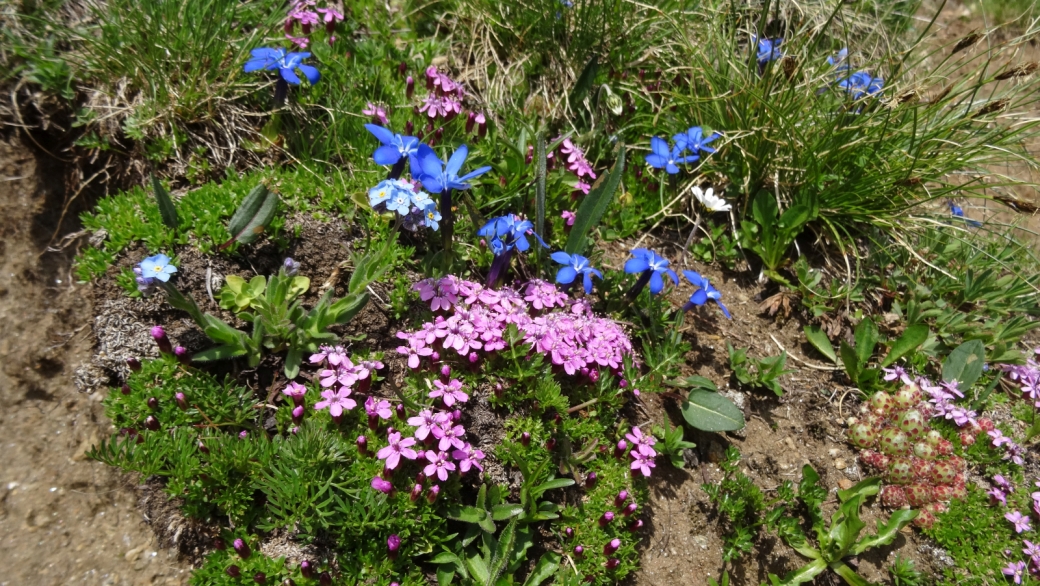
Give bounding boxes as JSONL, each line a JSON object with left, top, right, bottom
{"left": 535, "top": 130, "right": 547, "bottom": 241}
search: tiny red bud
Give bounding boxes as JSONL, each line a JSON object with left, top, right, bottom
{"left": 357, "top": 435, "right": 368, "bottom": 454}
{"left": 622, "top": 502, "right": 638, "bottom": 516}
{"left": 599, "top": 511, "right": 614, "bottom": 526}
{"left": 233, "top": 538, "right": 251, "bottom": 559}
{"left": 126, "top": 357, "right": 142, "bottom": 372}
{"left": 214, "top": 538, "right": 226, "bottom": 550}
{"left": 147, "top": 396, "right": 158, "bottom": 410}
{"left": 151, "top": 326, "right": 173, "bottom": 354}
{"left": 121, "top": 384, "right": 131, "bottom": 395}
{"left": 145, "top": 415, "right": 159, "bottom": 431}
{"left": 564, "top": 527, "right": 574, "bottom": 539}
{"left": 406, "top": 76, "right": 415, "bottom": 99}
{"left": 606, "top": 558, "right": 620, "bottom": 570}
{"left": 521, "top": 432, "right": 531, "bottom": 446}
{"left": 628, "top": 519, "right": 644, "bottom": 532}
{"left": 300, "top": 561, "right": 314, "bottom": 578}
{"left": 175, "top": 392, "right": 187, "bottom": 410}
{"left": 614, "top": 440, "right": 627, "bottom": 458}
{"left": 573, "top": 545, "right": 584, "bottom": 557}
{"left": 226, "top": 565, "right": 241, "bottom": 578}
{"left": 410, "top": 484, "right": 423, "bottom": 502}
{"left": 546, "top": 438, "right": 557, "bottom": 451}
{"left": 198, "top": 440, "right": 209, "bottom": 454}
{"left": 254, "top": 572, "right": 267, "bottom": 584}
{"left": 398, "top": 61, "right": 407, "bottom": 75}
{"left": 405, "top": 120, "right": 414, "bottom": 134}
{"left": 466, "top": 112, "right": 476, "bottom": 133}
{"left": 319, "top": 572, "right": 332, "bottom": 586}
{"left": 604, "top": 538, "right": 621, "bottom": 555}
{"left": 615, "top": 490, "right": 629, "bottom": 507}
{"left": 427, "top": 484, "right": 440, "bottom": 503}
{"left": 292, "top": 405, "right": 304, "bottom": 423}
{"left": 585, "top": 472, "right": 598, "bottom": 488}
{"left": 174, "top": 346, "right": 191, "bottom": 365}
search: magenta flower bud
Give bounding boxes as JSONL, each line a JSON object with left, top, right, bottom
{"left": 175, "top": 392, "right": 188, "bottom": 410}
{"left": 585, "top": 472, "right": 597, "bottom": 488}
{"left": 126, "top": 357, "right": 142, "bottom": 372}
{"left": 468, "top": 351, "right": 479, "bottom": 364}
{"left": 198, "top": 440, "right": 209, "bottom": 454}
{"left": 214, "top": 537, "right": 226, "bottom": 550}
{"left": 573, "top": 545, "right": 584, "bottom": 557}
{"left": 174, "top": 346, "right": 191, "bottom": 365}
{"left": 371, "top": 476, "right": 393, "bottom": 494}
{"left": 239, "top": 430, "right": 248, "bottom": 439}
{"left": 357, "top": 435, "right": 368, "bottom": 454}
{"left": 619, "top": 379, "right": 627, "bottom": 388}
{"left": 368, "top": 414, "right": 379, "bottom": 430}
{"left": 398, "top": 61, "right": 407, "bottom": 76}
{"left": 319, "top": 572, "right": 332, "bottom": 586}
{"left": 290, "top": 426, "right": 299, "bottom": 435}
{"left": 292, "top": 405, "right": 304, "bottom": 423}
{"left": 629, "top": 519, "right": 644, "bottom": 532}
{"left": 226, "top": 565, "right": 241, "bottom": 578}
{"left": 546, "top": 438, "right": 557, "bottom": 451}
{"left": 233, "top": 538, "right": 251, "bottom": 559}
{"left": 147, "top": 396, "right": 158, "bottom": 410}
{"left": 254, "top": 572, "right": 266, "bottom": 584}
{"left": 283, "top": 18, "right": 293, "bottom": 34}
{"left": 410, "top": 483, "right": 423, "bottom": 502}
{"left": 466, "top": 112, "right": 476, "bottom": 133}
{"left": 440, "top": 364, "right": 451, "bottom": 379}
{"left": 430, "top": 351, "right": 439, "bottom": 361}
{"left": 387, "top": 534, "right": 401, "bottom": 559}
{"left": 325, "top": 19, "right": 336, "bottom": 35}
{"left": 151, "top": 326, "right": 173, "bottom": 354}
{"left": 588, "top": 369, "right": 599, "bottom": 383}
{"left": 614, "top": 440, "right": 627, "bottom": 458}
{"left": 300, "top": 560, "right": 314, "bottom": 578}
{"left": 301, "top": 22, "right": 312, "bottom": 35}
{"left": 405, "top": 120, "right": 414, "bottom": 134}
{"left": 416, "top": 471, "right": 427, "bottom": 483}
{"left": 554, "top": 413, "right": 562, "bottom": 425}
{"left": 478, "top": 118, "right": 487, "bottom": 138}
{"left": 599, "top": 511, "right": 614, "bottom": 526}
{"left": 521, "top": 432, "right": 531, "bottom": 446}
{"left": 451, "top": 409, "right": 462, "bottom": 422}
{"left": 615, "top": 490, "right": 629, "bottom": 507}
{"left": 120, "top": 384, "right": 131, "bottom": 395}
{"left": 406, "top": 76, "right": 415, "bottom": 98}
{"left": 427, "top": 484, "right": 440, "bottom": 503}
{"left": 145, "top": 415, "right": 159, "bottom": 431}
{"left": 564, "top": 527, "right": 574, "bottom": 539}
{"left": 606, "top": 558, "right": 620, "bottom": 570}
{"left": 633, "top": 389, "right": 641, "bottom": 397}
{"left": 604, "top": 538, "right": 621, "bottom": 555}
{"left": 622, "top": 502, "right": 638, "bottom": 516}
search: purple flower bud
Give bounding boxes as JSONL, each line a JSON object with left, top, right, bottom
{"left": 371, "top": 476, "right": 393, "bottom": 494}
{"left": 606, "top": 558, "right": 620, "bottom": 570}
{"left": 468, "top": 351, "right": 479, "bottom": 364}
{"left": 151, "top": 326, "right": 173, "bottom": 354}
{"left": 451, "top": 409, "right": 462, "bottom": 422}
{"left": 120, "top": 384, "right": 131, "bottom": 395}
{"left": 405, "top": 120, "right": 414, "bottom": 134}
{"left": 478, "top": 118, "right": 487, "bottom": 138}
{"left": 174, "top": 346, "right": 191, "bottom": 365}
{"left": 599, "top": 511, "right": 614, "bottom": 526}
{"left": 615, "top": 490, "right": 629, "bottom": 507}
{"left": 233, "top": 538, "right": 251, "bottom": 559}
{"left": 633, "top": 389, "right": 641, "bottom": 397}
{"left": 254, "top": 572, "right": 266, "bottom": 584}
{"left": 406, "top": 76, "right": 415, "bottom": 99}
{"left": 127, "top": 357, "right": 142, "bottom": 372}
{"left": 214, "top": 537, "right": 226, "bottom": 550}
{"left": 290, "top": 426, "right": 299, "bottom": 435}
{"left": 198, "top": 440, "right": 209, "bottom": 454}
{"left": 226, "top": 565, "right": 241, "bottom": 578}
{"left": 588, "top": 369, "right": 599, "bottom": 383}
{"left": 410, "top": 483, "right": 423, "bottom": 502}
{"left": 175, "top": 392, "right": 187, "bottom": 410}
{"left": 239, "top": 430, "right": 248, "bottom": 439}
{"left": 466, "top": 112, "right": 476, "bottom": 133}
{"left": 546, "top": 438, "right": 557, "bottom": 451}
{"left": 564, "top": 527, "right": 574, "bottom": 539}
{"left": 283, "top": 257, "right": 300, "bottom": 276}
{"left": 554, "top": 413, "right": 562, "bottom": 425}
{"left": 319, "top": 572, "right": 332, "bottom": 586}
{"left": 573, "top": 545, "right": 584, "bottom": 557}
{"left": 368, "top": 414, "right": 379, "bottom": 430}
{"left": 619, "top": 379, "right": 627, "bottom": 388}
{"left": 393, "top": 403, "right": 405, "bottom": 420}
{"left": 427, "top": 484, "right": 440, "bottom": 503}
{"left": 147, "top": 396, "right": 158, "bottom": 410}
{"left": 398, "top": 61, "right": 407, "bottom": 76}
{"left": 145, "top": 415, "right": 159, "bottom": 431}
{"left": 431, "top": 351, "right": 440, "bottom": 361}
{"left": 416, "top": 471, "right": 427, "bottom": 484}
{"left": 585, "top": 472, "right": 597, "bottom": 488}
{"left": 284, "top": 18, "right": 294, "bottom": 33}
{"left": 622, "top": 502, "right": 638, "bottom": 516}
{"left": 614, "top": 440, "right": 627, "bottom": 458}
{"left": 521, "top": 432, "right": 531, "bottom": 446}
{"left": 440, "top": 364, "right": 451, "bottom": 379}
{"left": 292, "top": 405, "right": 304, "bottom": 423}
{"left": 628, "top": 519, "right": 643, "bottom": 532}
{"left": 300, "top": 560, "right": 314, "bottom": 578}
{"left": 604, "top": 538, "right": 621, "bottom": 555}
{"left": 387, "top": 534, "right": 401, "bottom": 559}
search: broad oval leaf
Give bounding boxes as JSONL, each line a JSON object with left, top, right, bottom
{"left": 942, "top": 340, "right": 986, "bottom": 390}
{"left": 880, "top": 324, "right": 929, "bottom": 368}
{"left": 680, "top": 389, "right": 745, "bottom": 432}
{"left": 803, "top": 325, "right": 837, "bottom": 364}
{"left": 491, "top": 503, "right": 524, "bottom": 521}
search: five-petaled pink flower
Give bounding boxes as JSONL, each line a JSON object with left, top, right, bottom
{"left": 430, "top": 379, "right": 469, "bottom": 407}
{"left": 1023, "top": 540, "right": 1040, "bottom": 563}
{"left": 433, "top": 422, "right": 467, "bottom": 451}
{"left": 1003, "top": 561, "right": 1027, "bottom": 584}
{"left": 1007, "top": 510, "right": 1032, "bottom": 534}
{"left": 282, "top": 381, "right": 307, "bottom": 404}
{"left": 320, "top": 368, "right": 357, "bottom": 389}
{"left": 424, "top": 450, "right": 456, "bottom": 481}
{"left": 377, "top": 432, "right": 418, "bottom": 470}
{"left": 407, "top": 409, "right": 447, "bottom": 441}
{"left": 365, "top": 396, "right": 393, "bottom": 420}
{"left": 371, "top": 476, "right": 393, "bottom": 494}
{"left": 452, "top": 443, "right": 485, "bottom": 473}
{"left": 316, "top": 6, "right": 344, "bottom": 23}
{"left": 363, "top": 102, "right": 389, "bottom": 126}
{"left": 630, "top": 450, "right": 656, "bottom": 477}
{"left": 314, "top": 388, "right": 356, "bottom": 416}
{"left": 285, "top": 34, "right": 310, "bottom": 49}
{"left": 396, "top": 332, "right": 433, "bottom": 369}
{"left": 624, "top": 426, "right": 658, "bottom": 458}
{"left": 561, "top": 210, "right": 576, "bottom": 226}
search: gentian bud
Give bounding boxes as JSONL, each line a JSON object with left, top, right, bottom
{"left": 357, "top": 435, "right": 368, "bottom": 454}
{"left": 319, "top": 572, "right": 332, "bottom": 586}
{"left": 614, "top": 440, "right": 627, "bottom": 458}
{"left": 546, "top": 438, "right": 557, "bottom": 451}
{"left": 564, "top": 527, "right": 574, "bottom": 539}
{"left": 121, "top": 384, "right": 131, "bottom": 395}
{"left": 147, "top": 397, "right": 158, "bottom": 410}
{"left": 622, "top": 502, "right": 638, "bottom": 516}
{"left": 406, "top": 76, "right": 415, "bottom": 99}
{"left": 466, "top": 112, "right": 476, "bottom": 133}
{"left": 427, "top": 484, "right": 440, "bottom": 503}
{"left": 410, "top": 483, "right": 423, "bottom": 502}
{"left": 521, "top": 432, "right": 531, "bottom": 446}
{"left": 585, "top": 472, "right": 597, "bottom": 488}
{"left": 126, "top": 357, "right": 142, "bottom": 372}
{"left": 175, "top": 392, "right": 188, "bottom": 410}
{"left": 302, "top": 22, "right": 311, "bottom": 34}
{"left": 292, "top": 405, "right": 304, "bottom": 423}
{"left": 405, "top": 120, "right": 414, "bottom": 134}
{"left": 145, "top": 415, "right": 159, "bottom": 431}
{"left": 300, "top": 561, "right": 314, "bottom": 578}
{"left": 227, "top": 565, "right": 241, "bottom": 578}
{"left": 151, "top": 326, "right": 173, "bottom": 354}
{"left": 285, "top": 578, "right": 297, "bottom": 586}
{"left": 174, "top": 346, "right": 191, "bottom": 365}
{"left": 387, "top": 534, "right": 401, "bottom": 560}
{"left": 573, "top": 545, "right": 584, "bottom": 557}
{"left": 214, "top": 538, "right": 226, "bottom": 550}
{"left": 604, "top": 538, "right": 621, "bottom": 555}
{"left": 599, "top": 511, "right": 614, "bottom": 526}
{"left": 615, "top": 490, "right": 628, "bottom": 507}
{"left": 254, "top": 572, "right": 267, "bottom": 584}
{"left": 233, "top": 538, "right": 251, "bottom": 559}
{"left": 368, "top": 415, "right": 379, "bottom": 430}
{"left": 606, "top": 558, "right": 620, "bottom": 570}
{"left": 629, "top": 519, "right": 643, "bottom": 532}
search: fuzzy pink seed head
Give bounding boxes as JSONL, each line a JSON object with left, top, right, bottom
{"left": 935, "top": 438, "right": 954, "bottom": 456}
{"left": 906, "top": 484, "right": 933, "bottom": 507}
{"left": 930, "top": 460, "right": 958, "bottom": 485}
{"left": 887, "top": 458, "right": 914, "bottom": 485}
{"left": 881, "top": 485, "right": 908, "bottom": 507}
{"left": 913, "top": 442, "right": 937, "bottom": 461}
{"left": 868, "top": 392, "right": 895, "bottom": 416}
{"left": 913, "top": 509, "right": 936, "bottom": 529}
{"left": 847, "top": 422, "right": 878, "bottom": 448}
{"left": 879, "top": 428, "right": 910, "bottom": 456}
{"left": 923, "top": 430, "right": 942, "bottom": 446}
{"left": 957, "top": 429, "right": 977, "bottom": 447}
{"left": 898, "top": 410, "right": 925, "bottom": 437}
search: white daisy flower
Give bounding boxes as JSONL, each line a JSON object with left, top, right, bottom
{"left": 692, "top": 185, "right": 731, "bottom": 212}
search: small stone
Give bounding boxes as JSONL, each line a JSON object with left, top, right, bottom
{"left": 827, "top": 449, "right": 840, "bottom": 458}
{"left": 706, "top": 442, "right": 726, "bottom": 463}
{"left": 834, "top": 458, "right": 847, "bottom": 469}
{"left": 838, "top": 479, "right": 854, "bottom": 490}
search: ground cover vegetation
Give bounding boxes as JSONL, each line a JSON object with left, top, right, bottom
{"left": 4, "top": 0, "right": 1040, "bottom": 583}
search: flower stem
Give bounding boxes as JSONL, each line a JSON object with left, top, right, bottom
{"left": 625, "top": 271, "right": 651, "bottom": 300}
{"left": 274, "top": 79, "right": 288, "bottom": 107}
{"left": 567, "top": 398, "right": 599, "bottom": 414}
{"left": 387, "top": 159, "right": 405, "bottom": 180}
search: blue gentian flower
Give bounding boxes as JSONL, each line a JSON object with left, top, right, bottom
{"left": 624, "top": 248, "right": 678, "bottom": 295}
{"left": 243, "top": 47, "right": 320, "bottom": 85}
{"left": 478, "top": 215, "right": 547, "bottom": 256}
{"left": 827, "top": 48, "right": 849, "bottom": 72}
{"left": 838, "top": 71, "right": 883, "bottom": 100}
{"left": 551, "top": 252, "right": 602, "bottom": 294}
{"left": 674, "top": 126, "right": 720, "bottom": 156}
{"left": 645, "top": 137, "right": 698, "bottom": 175}
{"left": 948, "top": 201, "right": 982, "bottom": 227}
{"left": 364, "top": 124, "right": 420, "bottom": 167}
{"left": 754, "top": 37, "right": 783, "bottom": 65}
{"left": 139, "top": 254, "right": 178, "bottom": 283}
{"left": 682, "top": 270, "right": 731, "bottom": 318}
{"left": 414, "top": 144, "right": 491, "bottom": 193}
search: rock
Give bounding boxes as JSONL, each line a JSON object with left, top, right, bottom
{"left": 682, "top": 448, "right": 700, "bottom": 468}
{"left": 834, "top": 458, "right": 847, "bottom": 470}
{"left": 838, "top": 478, "right": 854, "bottom": 490}
{"left": 706, "top": 441, "right": 726, "bottom": 463}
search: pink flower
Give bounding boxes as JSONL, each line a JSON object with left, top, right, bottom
{"left": 989, "top": 486, "right": 1009, "bottom": 506}
{"left": 316, "top": 6, "right": 344, "bottom": 23}
{"left": 624, "top": 426, "right": 658, "bottom": 458}
{"left": 1023, "top": 540, "right": 1040, "bottom": 563}
{"left": 630, "top": 450, "right": 656, "bottom": 477}
{"left": 314, "top": 388, "right": 356, "bottom": 417}
{"left": 561, "top": 210, "right": 576, "bottom": 226}
{"left": 452, "top": 443, "right": 485, "bottom": 473}
{"left": 1007, "top": 510, "right": 1032, "bottom": 533}
{"left": 396, "top": 332, "right": 433, "bottom": 369}
{"left": 1003, "top": 561, "right": 1027, "bottom": 584}
{"left": 433, "top": 421, "right": 467, "bottom": 451}
{"left": 990, "top": 429, "right": 1012, "bottom": 447}
{"left": 407, "top": 409, "right": 447, "bottom": 441}
{"left": 282, "top": 381, "right": 307, "bottom": 405}
{"left": 414, "top": 277, "right": 458, "bottom": 311}
{"left": 371, "top": 476, "right": 393, "bottom": 494}
{"left": 291, "top": 9, "right": 319, "bottom": 26}
{"left": 424, "top": 450, "right": 456, "bottom": 481}
{"left": 376, "top": 432, "right": 418, "bottom": 470}
{"left": 363, "top": 102, "right": 389, "bottom": 126}
{"left": 320, "top": 368, "right": 357, "bottom": 389}
{"left": 560, "top": 138, "right": 597, "bottom": 180}
{"left": 573, "top": 180, "right": 591, "bottom": 195}
{"left": 285, "top": 34, "right": 309, "bottom": 49}
{"left": 365, "top": 396, "right": 393, "bottom": 420}
{"left": 430, "top": 379, "right": 469, "bottom": 407}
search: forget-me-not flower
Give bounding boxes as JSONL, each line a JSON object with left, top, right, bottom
{"left": 645, "top": 137, "right": 698, "bottom": 175}
{"left": 139, "top": 254, "right": 178, "bottom": 283}
{"left": 624, "top": 248, "right": 678, "bottom": 295}
{"left": 551, "top": 252, "right": 602, "bottom": 294}
{"left": 243, "top": 47, "right": 320, "bottom": 85}
{"left": 682, "top": 270, "right": 731, "bottom": 318}
{"left": 414, "top": 144, "right": 491, "bottom": 193}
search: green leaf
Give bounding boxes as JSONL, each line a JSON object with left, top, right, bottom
{"left": 853, "top": 318, "right": 878, "bottom": 367}
{"left": 852, "top": 509, "right": 917, "bottom": 556}
{"left": 488, "top": 519, "right": 518, "bottom": 586}
{"left": 151, "top": 175, "right": 179, "bottom": 231}
{"left": 224, "top": 183, "right": 278, "bottom": 247}
{"left": 447, "top": 505, "right": 489, "bottom": 525}
{"left": 531, "top": 478, "right": 574, "bottom": 496}
{"left": 880, "top": 325, "right": 928, "bottom": 368}
{"left": 680, "top": 389, "right": 745, "bottom": 432}
{"left": 534, "top": 130, "right": 547, "bottom": 240}
{"left": 665, "top": 375, "right": 718, "bottom": 391}
{"left": 284, "top": 348, "right": 302, "bottom": 380}
{"left": 839, "top": 341, "right": 860, "bottom": 384}
{"left": 829, "top": 561, "right": 872, "bottom": 586}
{"left": 803, "top": 325, "right": 837, "bottom": 364}
{"left": 780, "top": 559, "right": 828, "bottom": 585}
{"left": 942, "top": 339, "right": 986, "bottom": 390}
{"left": 836, "top": 477, "right": 881, "bottom": 503}
{"left": 430, "top": 552, "right": 461, "bottom": 565}
{"left": 491, "top": 503, "right": 524, "bottom": 521}
{"left": 564, "top": 143, "right": 625, "bottom": 255}
{"left": 465, "top": 551, "right": 490, "bottom": 584}
{"left": 436, "top": 564, "right": 455, "bottom": 586}
{"left": 193, "top": 344, "right": 247, "bottom": 361}
{"left": 522, "top": 552, "right": 561, "bottom": 586}
{"left": 568, "top": 54, "right": 599, "bottom": 108}
{"left": 159, "top": 282, "right": 206, "bottom": 326}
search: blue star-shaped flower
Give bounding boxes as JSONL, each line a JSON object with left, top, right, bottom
{"left": 838, "top": 71, "right": 883, "bottom": 100}
{"left": 364, "top": 124, "right": 420, "bottom": 167}
{"left": 673, "top": 126, "right": 721, "bottom": 156}
{"left": 139, "top": 254, "right": 178, "bottom": 283}
{"left": 624, "top": 248, "right": 678, "bottom": 295}
{"left": 414, "top": 144, "right": 491, "bottom": 193}
{"left": 948, "top": 201, "right": 982, "bottom": 227}
{"left": 243, "top": 47, "right": 320, "bottom": 86}
{"left": 754, "top": 37, "right": 783, "bottom": 65}
{"left": 551, "top": 252, "right": 602, "bottom": 294}
{"left": 682, "top": 270, "right": 731, "bottom": 318}
{"left": 645, "top": 136, "right": 698, "bottom": 175}
{"left": 478, "top": 215, "right": 547, "bottom": 256}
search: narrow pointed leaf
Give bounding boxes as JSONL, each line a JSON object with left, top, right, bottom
{"left": 522, "top": 552, "right": 561, "bottom": 586}
{"left": 564, "top": 143, "right": 625, "bottom": 255}
{"left": 223, "top": 184, "right": 278, "bottom": 248}
{"left": 803, "top": 325, "right": 837, "bottom": 364}
{"left": 535, "top": 130, "right": 547, "bottom": 240}
{"left": 880, "top": 325, "right": 928, "bottom": 367}
{"left": 569, "top": 54, "right": 599, "bottom": 108}
{"left": 151, "top": 176, "right": 179, "bottom": 230}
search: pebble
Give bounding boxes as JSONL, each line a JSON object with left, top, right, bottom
{"left": 833, "top": 458, "right": 847, "bottom": 469}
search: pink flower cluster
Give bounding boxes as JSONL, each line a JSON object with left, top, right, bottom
{"left": 309, "top": 346, "right": 383, "bottom": 419}
{"left": 419, "top": 66, "right": 464, "bottom": 120}
{"left": 625, "top": 427, "right": 657, "bottom": 477}
{"left": 993, "top": 477, "right": 1040, "bottom": 582}
{"left": 1003, "top": 349, "right": 1040, "bottom": 410}
{"left": 285, "top": 0, "right": 343, "bottom": 48}
{"left": 397, "top": 277, "right": 636, "bottom": 377}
